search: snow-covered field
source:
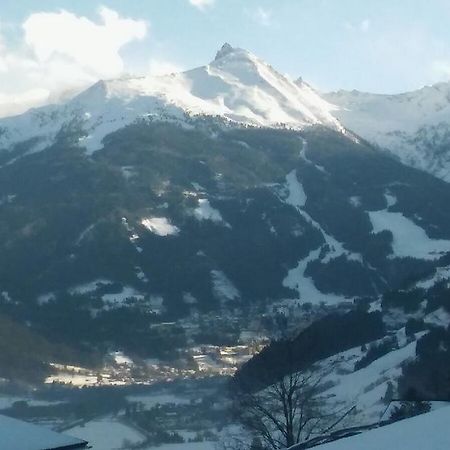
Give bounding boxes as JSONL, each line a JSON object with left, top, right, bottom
{"left": 0, "top": 396, "right": 62, "bottom": 409}
{"left": 369, "top": 209, "right": 450, "bottom": 260}
{"left": 68, "top": 417, "right": 145, "bottom": 450}
{"left": 313, "top": 405, "right": 450, "bottom": 450}
{"left": 125, "top": 392, "right": 191, "bottom": 409}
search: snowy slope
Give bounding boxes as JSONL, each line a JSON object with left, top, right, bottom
{"left": 304, "top": 406, "right": 450, "bottom": 450}
{"left": 325, "top": 83, "right": 450, "bottom": 181}
{"left": 318, "top": 332, "right": 419, "bottom": 425}
{"left": 0, "top": 44, "right": 342, "bottom": 156}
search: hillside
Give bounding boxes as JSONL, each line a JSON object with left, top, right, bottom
{"left": 0, "top": 45, "right": 450, "bottom": 383}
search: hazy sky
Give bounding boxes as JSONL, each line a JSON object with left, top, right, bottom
{"left": 1, "top": 0, "right": 450, "bottom": 116}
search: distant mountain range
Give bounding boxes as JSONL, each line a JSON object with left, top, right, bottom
{"left": 326, "top": 83, "right": 450, "bottom": 181}
{"left": 0, "top": 44, "right": 450, "bottom": 408}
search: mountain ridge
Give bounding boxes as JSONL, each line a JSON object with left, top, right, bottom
{"left": 325, "top": 81, "right": 450, "bottom": 181}
{"left": 0, "top": 43, "right": 342, "bottom": 159}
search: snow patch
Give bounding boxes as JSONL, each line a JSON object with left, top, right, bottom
{"left": 283, "top": 249, "right": 349, "bottom": 305}
{"left": 384, "top": 192, "right": 397, "bottom": 208}
{"left": 211, "top": 270, "right": 240, "bottom": 304}
{"left": 183, "top": 292, "right": 198, "bottom": 305}
{"left": 349, "top": 196, "right": 362, "bottom": 208}
{"left": 36, "top": 292, "right": 55, "bottom": 305}
{"left": 194, "top": 199, "right": 230, "bottom": 227}
{"left": 102, "top": 286, "right": 145, "bottom": 306}
{"left": 284, "top": 170, "right": 306, "bottom": 208}
{"left": 424, "top": 307, "right": 450, "bottom": 327}
{"left": 369, "top": 210, "right": 450, "bottom": 260}
{"left": 68, "top": 279, "right": 112, "bottom": 296}
{"left": 111, "top": 351, "right": 134, "bottom": 366}
{"left": 141, "top": 217, "right": 180, "bottom": 236}
{"left": 417, "top": 265, "right": 450, "bottom": 289}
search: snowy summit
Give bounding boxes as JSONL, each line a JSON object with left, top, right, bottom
{"left": 0, "top": 44, "right": 342, "bottom": 155}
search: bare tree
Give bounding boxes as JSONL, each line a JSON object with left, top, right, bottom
{"left": 232, "top": 363, "right": 353, "bottom": 450}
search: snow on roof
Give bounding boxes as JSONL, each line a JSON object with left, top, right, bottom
{"left": 310, "top": 406, "right": 450, "bottom": 450}
{"left": 0, "top": 414, "right": 87, "bottom": 450}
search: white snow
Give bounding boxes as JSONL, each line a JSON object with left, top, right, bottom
{"left": 102, "top": 286, "right": 145, "bottom": 307}
{"left": 211, "top": 270, "right": 240, "bottom": 304}
{"left": 183, "top": 292, "right": 198, "bottom": 305}
{"left": 1, "top": 291, "right": 13, "bottom": 303}
{"left": 312, "top": 406, "right": 450, "bottom": 450}
{"left": 284, "top": 170, "right": 307, "bottom": 208}
{"left": 125, "top": 392, "right": 191, "bottom": 409}
{"left": 384, "top": 192, "right": 397, "bottom": 208}
{"left": 424, "top": 307, "right": 450, "bottom": 327}
{"left": 68, "top": 279, "right": 112, "bottom": 295}
{"left": 68, "top": 417, "right": 144, "bottom": 450}
{"left": 277, "top": 171, "right": 361, "bottom": 263}
{"left": 141, "top": 217, "right": 180, "bottom": 236}
{"left": 277, "top": 170, "right": 363, "bottom": 304}
{"left": 326, "top": 84, "right": 450, "bottom": 181}
{"left": 310, "top": 336, "right": 422, "bottom": 427}
{"left": 0, "top": 413, "right": 85, "bottom": 450}
{"left": 36, "top": 292, "right": 55, "bottom": 305}
{"left": 75, "top": 223, "right": 96, "bottom": 245}
{"left": 0, "top": 396, "right": 62, "bottom": 409}
{"left": 121, "top": 166, "right": 136, "bottom": 179}
{"left": 0, "top": 44, "right": 342, "bottom": 159}
{"left": 349, "top": 196, "right": 362, "bottom": 208}
{"left": 191, "top": 182, "right": 205, "bottom": 191}
{"left": 369, "top": 210, "right": 450, "bottom": 260}
{"left": 111, "top": 351, "right": 134, "bottom": 366}
{"left": 194, "top": 199, "right": 230, "bottom": 227}
{"left": 283, "top": 248, "right": 349, "bottom": 305}
{"left": 135, "top": 266, "right": 149, "bottom": 283}
{"left": 148, "top": 295, "right": 166, "bottom": 314}
{"left": 326, "top": 341, "right": 416, "bottom": 414}
{"left": 416, "top": 265, "right": 450, "bottom": 289}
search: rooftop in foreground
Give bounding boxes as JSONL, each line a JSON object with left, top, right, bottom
{"left": 300, "top": 406, "right": 450, "bottom": 450}
{"left": 0, "top": 414, "right": 88, "bottom": 450}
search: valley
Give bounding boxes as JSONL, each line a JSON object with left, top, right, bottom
{"left": 0, "top": 41, "right": 450, "bottom": 449}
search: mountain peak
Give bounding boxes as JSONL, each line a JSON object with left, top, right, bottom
{"left": 214, "top": 43, "right": 236, "bottom": 61}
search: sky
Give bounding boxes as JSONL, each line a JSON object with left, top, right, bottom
{"left": 1, "top": 0, "right": 450, "bottom": 116}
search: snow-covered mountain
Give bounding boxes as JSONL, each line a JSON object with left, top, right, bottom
{"left": 325, "top": 83, "right": 450, "bottom": 181}
{"left": 1, "top": 43, "right": 450, "bottom": 397}
{"left": 0, "top": 43, "right": 341, "bottom": 157}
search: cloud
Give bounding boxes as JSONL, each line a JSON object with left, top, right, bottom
{"left": 254, "top": 7, "right": 273, "bottom": 27}
{"left": 148, "top": 58, "right": 183, "bottom": 76}
{"left": 430, "top": 60, "right": 450, "bottom": 82}
{"left": 344, "top": 19, "right": 371, "bottom": 33}
{"left": 360, "top": 19, "right": 370, "bottom": 33}
{"left": 189, "top": 0, "right": 215, "bottom": 11}
{"left": 0, "top": 88, "right": 50, "bottom": 118}
{"left": 23, "top": 7, "right": 147, "bottom": 79}
{"left": 0, "top": 7, "right": 148, "bottom": 117}
{"left": 244, "top": 7, "right": 273, "bottom": 27}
